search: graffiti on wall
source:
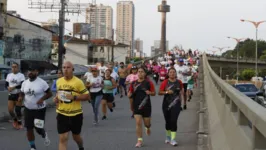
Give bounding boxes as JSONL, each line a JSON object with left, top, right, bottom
{"left": 4, "top": 34, "right": 51, "bottom": 61}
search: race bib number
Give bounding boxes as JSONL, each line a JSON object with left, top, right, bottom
{"left": 160, "top": 77, "right": 165, "bottom": 80}
{"left": 183, "top": 77, "right": 188, "bottom": 82}
{"left": 58, "top": 91, "right": 72, "bottom": 102}
{"left": 34, "top": 119, "right": 44, "bottom": 128}
{"left": 154, "top": 74, "right": 157, "bottom": 77}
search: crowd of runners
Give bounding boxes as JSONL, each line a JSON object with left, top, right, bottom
{"left": 5, "top": 49, "right": 200, "bottom": 150}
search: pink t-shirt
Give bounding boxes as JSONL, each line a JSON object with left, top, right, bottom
{"left": 126, "top": 74, "right": 138, "bottom": 83}
{"left": 159, "top": 68, "right": 167, "bottom": 77}
{"left": 152, "top": 65, "right": 160, "bottom": 73}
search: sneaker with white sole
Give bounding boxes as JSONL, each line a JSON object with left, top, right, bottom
{"left": 44, "top": 132, "right": 50, "bottom": 146}
{"left": 165, "top": 136, "right": 171, "bottom": 144}
{"left": 170, "top": 140, "right": 178, "bottom": 146}
{"left": 135, "top": 140, "right": 143, "bottom": 148}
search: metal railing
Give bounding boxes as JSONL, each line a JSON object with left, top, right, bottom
{"left": 203, "top": 53, "right": 266, "bottom": 149}
{"left": 207, "top": 56, "right": 266, "bottom": 64}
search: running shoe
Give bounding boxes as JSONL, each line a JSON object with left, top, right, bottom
{"left": 170, "top": 140, "right": 178, "bottom": 146}
{"left": 12, "top": 121, "right": 18, "bottom": 129}
{"left": 102, "top": 116, "right": 107, "bottom": 120}
{"left": 30, "top": 148, "right": 36, "bottom": 150}
{"left": 135, "top": 140, "right": 143, "bottom": 148}
{"left": 183, "top": 104, "right": 187, "bottom": 110}
{"left": 165, "top": 136, "right": 171, "bottom": 144}
{"left": 44, "top": 132, "right": 50, "bottom": 146}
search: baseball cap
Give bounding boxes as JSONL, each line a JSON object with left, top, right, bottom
{"left": 178, "top": 58, "right": 184, "bottom": 62}
{"left": 91, "top": 67, "right": 98, "bottom": 71}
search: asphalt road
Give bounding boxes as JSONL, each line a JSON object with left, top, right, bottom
{"left": 0, "top": 84, "right": 199, "bottom": 150}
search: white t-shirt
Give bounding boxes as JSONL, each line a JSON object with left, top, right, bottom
{"left": 111, "top": 72, "right": 119, "bottom": 81}
{"left": 6, "top": 72, "right": 25, "bottom": 94}
{"left": 174, "top": 65, "right": 189, "bottom": 83}
{"left": 84, "top": 72, "right": 92, "bottom": 80}
{"left": 98, "top": 66, "right": 107, "bottom": 77}
{"left": 21, "top": 77, "right": 49, "bottom": 110}
{"left": 87, "top": 76, "right": 103, "bottom": 93}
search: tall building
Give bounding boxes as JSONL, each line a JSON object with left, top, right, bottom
{"left": 134, "top": 38, "right": 143, "bottom": 57}
{"left": 116, "top": 1, "right": 135, "bottom": 57}
{"left": 86, "top": 4, "right": 113, "bottom": 40}
{"left": 153, "top": 40, "right": 169, "bottom": 55}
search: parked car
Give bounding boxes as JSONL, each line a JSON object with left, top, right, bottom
{"left": 233, "top": 83, "right": 259, "bottom": 100}
{"left": 255, "top": 81, "right": 266, "bottom": 108}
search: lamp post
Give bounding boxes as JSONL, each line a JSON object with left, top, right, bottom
{"left": 213, "top": 46, "right": 230, "bottom": 55}
{"left": 227, "top": 37, "right": 246, "bottom": 83}
{"left": 240, "top": 19, "right": 266, "bottom": 79}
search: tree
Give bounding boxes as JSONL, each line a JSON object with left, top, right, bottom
{"left": 240, "top": 69, "right": 255, "bottom": 80}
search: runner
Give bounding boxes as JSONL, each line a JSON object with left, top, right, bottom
{"left": 108, "top": 64, "right": 119, "bottom": 107}
{"left": 5, "top": 63, "right": 25, "bottom": 129}
{"left": 118, "top": 62, "right": 128, "bottom": 98}
{"left": 19, "top": 65, "right": 52, "bottom": 150}
{"left": 128, "top": 67, "right": 156, "bottom": 148}
{"left": 159, "top": 63, "right": 167, "bottom": 82}
{"left": 98, "top": 61, "right": 107, "bottom": 78}
{"left": 174, "top": 58, "right": 191, "bottom": 110}
{"left": 53, "top": 61, "right": 90, "bottom": 150}
{"left": 101, "top": 69, "right": 117, "bottom": 120}
{"left": 125, "top": 66, "right": 138, "bottom": 118}
{"left": 86, "top": 67, "right": 103, "bottom": 125}
{"left": 152, "top": 62, "right": 160, "bottom": 84}
{"left": 83, "top": 67, "right": 92, "bottom": 80}
{"left": 159, "top": 68, "right": 184, "bottom": 146}
{"left": 187, "top": 63, "right": 196, "bottom": 102}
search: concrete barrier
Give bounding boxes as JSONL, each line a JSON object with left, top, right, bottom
{"left": 203, "top": 53, "right": 266, "bottom": 150}
{"left": 0, "top": 72, "right": 85, "bottom": 121}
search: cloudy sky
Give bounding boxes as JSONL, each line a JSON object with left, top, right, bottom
{"left": 7, "top": 0, "right": 266, "bottom": 56}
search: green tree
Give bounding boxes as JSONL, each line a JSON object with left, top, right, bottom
{"left": 240, "top": 69, "right": 255, "bottom": 80}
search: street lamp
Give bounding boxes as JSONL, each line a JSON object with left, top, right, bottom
{"left": 240, "top": 19, "right": 266, "bottom": 79}
{"left": 227, "top": 37, "right": 246, "bottom": 82}
{"left": 213, "top": 46, "right": 230, "bottom": 55}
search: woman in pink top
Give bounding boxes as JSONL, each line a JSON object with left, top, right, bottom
{"left": 125, "top": 65, "right": 138, "bottom": 118}
{"left": 159, "top": 64, "right": 167, "bottom": 81}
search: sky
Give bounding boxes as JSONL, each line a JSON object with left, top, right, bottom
{"left": 7, "top": 0, "right": 266, "bottom": 56}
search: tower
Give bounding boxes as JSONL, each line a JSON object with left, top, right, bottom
{"left": 158, "top": 0, "right": 170, "bottom": 54}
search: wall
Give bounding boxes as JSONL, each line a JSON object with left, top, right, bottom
{"left": 64, "top": 42, "right": 88, "bottom": 65}
{"left": 4, "top": 14, "right": 52, "bottom": 61}
{"left": 114, "top": 46, "right": 127, "bottom": 63}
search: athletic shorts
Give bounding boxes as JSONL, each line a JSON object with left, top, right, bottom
{"left": 183, "top": 83, "right": 188, "bottom": 93}
{"left": 57, "top": 113, "right": 83, "bottom": 135}
{"left": 134, "top": 107, "right": 151, "bottom": 118}
{"left": 187, "top": 84, "right": 194, "bottom": 90}
{"left": 24, "top": 107, "right": 46, "bottom": 130}
{"left": 102, "top": 93, "right": 114, "bottom": 103}
{"left": 8, "top": 94, "right": 19, "bottom": 101}
{"left": 119, "top": 78, "right": 126, "bottom": 87}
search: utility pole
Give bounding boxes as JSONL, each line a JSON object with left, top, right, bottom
{"left": 28, "top": 0, "right": 95, "bottom": 68}
{"left": 111, "top": 29, "right": 114, "bottom": 62}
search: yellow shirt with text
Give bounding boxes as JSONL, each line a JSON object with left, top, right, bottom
{"left": 56, "top": 76, "right": 89, "bottom": 116}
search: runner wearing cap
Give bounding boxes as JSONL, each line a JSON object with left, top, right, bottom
{"left": 174, "top": 58, "right": 191, "bottom": 110}
{"left": 19, "top": 65, "right": 52, "bottom": 150}
{"left": 86, "top": 67, "right": 103, "bottom": 125}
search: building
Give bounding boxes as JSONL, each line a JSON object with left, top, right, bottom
{"left": 116, "top": 1, "right": 135, "bottom": 57}
{"left": 134, "top": 38, "right": 143, "bottom": 57}
{"left": 52, "top": 37, "right": 129, "bottom": 65}
{"left": 86, "top": 4, "right": 113, "bottom": 40}
{"left": 153, "top": 40, "right": 169, "bottom": 55}
{"left": 41, "top": 19, "right": 59, "bottom": 35}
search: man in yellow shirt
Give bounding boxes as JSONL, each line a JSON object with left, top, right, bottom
{"left": 53, "top": 61, "right": 90, "bottom": 150}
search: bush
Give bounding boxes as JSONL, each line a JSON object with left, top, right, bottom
{"left": 240, "top": 69, "right": 255, "bottom": 80}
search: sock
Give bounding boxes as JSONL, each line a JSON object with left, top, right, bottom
{"left": 29, "top": 141, "right": 36, "bottom": 149}
{"left": 137, "top": 138, "right": 143, "bottom": 141}
{"left": 171, "top": 132, "right": 176, "bottom": 140}
{"left": 166, "top": 130, "right": 171, "bottom": 137}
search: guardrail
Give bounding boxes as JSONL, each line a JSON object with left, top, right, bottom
{"left": 203, "top": 53, "right": 266, "bottom": 150}
{"left": 207, "top": 56, "right": 266, "bottom": 64}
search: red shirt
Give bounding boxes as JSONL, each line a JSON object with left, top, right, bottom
{"left": 160, "top": 79, "right": 183, "bottom": 91}
{"left": 129, "top": 79, "right": 155, "bottom": 93}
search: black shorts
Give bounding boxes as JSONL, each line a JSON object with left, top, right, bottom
{"left": 57, "top": 113, "right": 83, "bottom": 135}
{"left": 8, "top": 94, "right": 19, "bottom": 101}
{"left": 24, "top": 107, "right": 46, "bottom": 130}
{"left": 102, "top": 93, "right": 114, "bottom": 103}
{"left": 183, "top": 83, "right": 188, "bottom": 93}
{"left": 134, "top": 107, "right": 151, "bottom": 118}
{"left": 119, "top": 78, "right": 126, "bottom": 87}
